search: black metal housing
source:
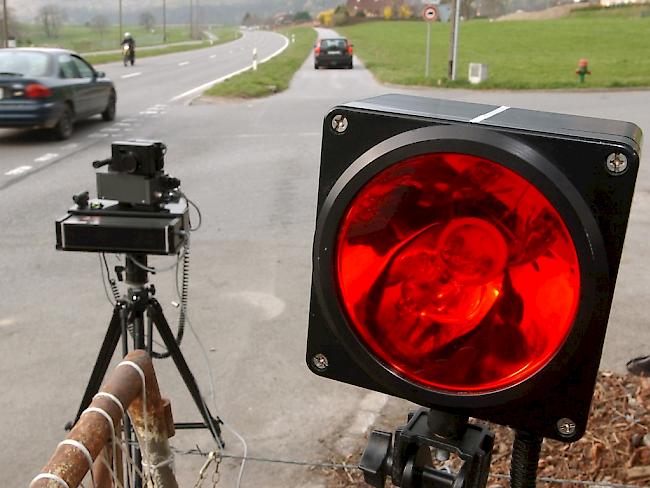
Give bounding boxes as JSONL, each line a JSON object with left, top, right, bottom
{"left": 306, "top": 94, "right": 642, "bottom": 442}
{"left": 55, "top": 199, "right": 188, "bottom": 255}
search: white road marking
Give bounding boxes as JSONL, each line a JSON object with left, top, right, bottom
{"left": 34, "top": 153, "right": 59, "bottom": 163}
{"left": 61, "top": 143, "right": 79, "bottom": 150}
{"left": 178, "top": 61, "right": 190, "bottom": 66}
{"left": 100, "top": 128, "right": 121, "bottom": 133}
{"left": 122, "top": 118, "right": 137, "bottom": 122}
{"left": 235, "top": 132, "right": 320, "bottom": 138}
{"left": 170, "top": 35, "right": 290, "bottom": 102}
{"left": 121, "top": 72, "right": 142, "bottom": 79}
{"left": 210, "top": 54, "right": 217, "bottom": 59}
{"left": 470, "top": 105, "right": 510, "bottom": 123}
{"left": 88, "top": 133, "right": 109, "bottom": 138}
{"left": 4, "top": 165, "right": 32, "bottom": 176}
{"left": 0, "top": 317, "right": 16, "bottom": 327}
{"left": 114, "top": 122, "right": 131, "bottom": 127}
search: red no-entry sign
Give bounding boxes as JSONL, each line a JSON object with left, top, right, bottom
{"left": 422, "top": 5, "right": 438, "bottom": 21}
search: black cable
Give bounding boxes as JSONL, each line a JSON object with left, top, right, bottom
{"left": 102, "top": 253, "right": 120, "bottom": 302}
{"left": 510, "top": 430, "right": 542, "bottom": 488}
{"left": 150, "top": 237, "right": 189, "bottom": 359}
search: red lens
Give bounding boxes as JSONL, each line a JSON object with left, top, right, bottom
{"left": 335, "top": 153, "right": 580, "bottom": 392}
{"left": 25, "top": 83, "right": 52, "bottom": 98}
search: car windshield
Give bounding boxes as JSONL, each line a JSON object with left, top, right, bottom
{"left": 0, "top": 51, "right": 51, "bottom": 77}
{"left": 320, "top": 39, "right": 347, "bottom": 50}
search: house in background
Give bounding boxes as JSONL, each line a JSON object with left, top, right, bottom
{"left": 346, "top": 0, "right": 408, "bottom": 17}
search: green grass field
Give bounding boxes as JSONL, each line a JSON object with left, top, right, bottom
{"left": 205, "top": 27, "right": 316, "bottom": 98}
{"left": 19, "top": 25, "right": 240, "bottom": 53}
{"left": 16, "top": 25, "right": 241, "bottom": 65}
{"left": 20, "top": 25, "right": 192, "bottom": 52}
{"left": 337, "top": 12, "right": 650, "bottom": 89}
{"left": 82, "top": 41, "right": 206, "bottom": 65}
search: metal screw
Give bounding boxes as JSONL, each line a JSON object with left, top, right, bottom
{"left": 312, "top": 353, "right": 329, "bottom": 371}
{"left": 606, "top": 153, "right": 628, "bottom": 175}
{"left": 556, "top": 418, "right": 576, "bottom": 437}
{"left": 331, "top": 114, "right": 348, "bottom": 134}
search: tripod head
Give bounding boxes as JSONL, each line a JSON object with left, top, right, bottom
{"left": 360, "top": 408, "right": 494, "bottom": 488}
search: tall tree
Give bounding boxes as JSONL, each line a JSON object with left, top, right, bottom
{"left": 36, "top": 5, "right": 67, "bottom": 39}
{"left": 1, "top": 6, "right": 21, "bottom": 39}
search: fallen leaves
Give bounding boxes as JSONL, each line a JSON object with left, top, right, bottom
{"left": 327, "top": 372, "right": 649, "bottom": 487}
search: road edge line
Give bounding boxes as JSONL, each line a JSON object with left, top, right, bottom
{"left": 169, "top": 33, "right": 290, "bottom": 102}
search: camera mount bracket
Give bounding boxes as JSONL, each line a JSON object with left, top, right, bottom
{"left": 360, "top": 408, "right": 494, "bottom": 488}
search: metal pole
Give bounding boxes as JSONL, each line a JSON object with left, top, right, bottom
{"left": 2, "top": 0, "right": 9, "bottom": 48}
{"left": 452, "top": 0, "right": 461, "bottom": 81}
{"left": 189, "top": 0, "right": 193, "bottom": 39}
{"left": 425, "top": 21, "right": 431, "bottom": 78}
{"left": 118, "top": 0, "right": 123, "bottom": 45}
{"left": 448, "top": 0, "right": 461, "bottom": 80}
{"left": 163, "top": 0, "right": 167, "bottom": 43}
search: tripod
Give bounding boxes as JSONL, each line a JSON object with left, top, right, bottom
{"left": 67, "top": 252, "right": 225, "bottom": 452}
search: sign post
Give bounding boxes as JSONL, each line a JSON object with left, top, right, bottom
{"left": 448, "top": 0, "right": 461, "bottom": 80}
{"left": 422, "top": 5, "right": 438, "bottom": 78}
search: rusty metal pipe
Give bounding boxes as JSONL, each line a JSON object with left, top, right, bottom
{"left": 30, "top": 350, "right": 176, "bottom": 488}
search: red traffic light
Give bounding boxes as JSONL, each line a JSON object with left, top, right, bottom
{"left": 307, "top": 95, "right": 642, "bottom": 441}
{"left": 335, "top": 152, "right": 580, "bottom": 392}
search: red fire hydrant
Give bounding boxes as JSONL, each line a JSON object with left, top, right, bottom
{"left": 576, "top": 58, "right": 591, "bottom": 83}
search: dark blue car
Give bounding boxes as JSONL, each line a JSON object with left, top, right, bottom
{"left": 0, "top": 48, "right": 116, "bottom": 139}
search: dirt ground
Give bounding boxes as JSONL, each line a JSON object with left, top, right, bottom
{"left": 325, "top": 372, "right": 650, "bottom": 487}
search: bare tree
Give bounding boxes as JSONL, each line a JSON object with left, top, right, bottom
{"left": 36, "top": 4, "right": 67, "bottom": 39}
{"left": 1, "top": 6, "right": 21, "bottom": 40}
{"left": 139, "top": 11, "right": 156, "bottom": 31}
{"left": 89, "top": 14, "right": 109, "bottom": 39}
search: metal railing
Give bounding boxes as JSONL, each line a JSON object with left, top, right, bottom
{"left": 30, "top": 350, "right": 178, "bottom": 488}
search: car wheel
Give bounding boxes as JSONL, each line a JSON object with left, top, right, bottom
{"left": 314, "top": 63, "right": 319, "bottom": 69}
{"left": 53, "top": 105, "right": 74, "bottom": 140}
{"left": 102, "top": 92, "right": 116, "bottom": 121}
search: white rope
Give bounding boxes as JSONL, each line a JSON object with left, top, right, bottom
{"left": 58, "top": 440, "right": 96, "bottom": 488}
{"left": 117, "top": 360, "right": 151, "bottom": 483}
{"left": 97, "top": 451, "right": 124, "bottom": 488}
{"left": 94, "top": 392, "right": 125, "bottom": 416}
{"left": 92, "top": 391, "right": 126, "bottom": 486}
{"left": 141, "top": 451, "right": 175, "bottom": 471}
{"left": 29, "top": 473, "right": 70, "bottom": 488}
{"left": 82, "top": 407, "right": 119, "bottom": 488}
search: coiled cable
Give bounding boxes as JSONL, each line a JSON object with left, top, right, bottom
{"left": 510, "top": 430, "right": 542, "bottom": 488}
{"left": 150, "top": 233, "right": 189, "bottom": 359}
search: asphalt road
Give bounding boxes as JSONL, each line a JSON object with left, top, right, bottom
{"left": 0, "top": 29, "right": 288, "bottom": 189}
{"left": 2, "top": 26, "right": 650, "bottom": 487}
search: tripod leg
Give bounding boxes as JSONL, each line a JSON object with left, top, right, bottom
{"left": 149, "top": 299, "right": 225, "bottom": 447}
{"left": 68, "top": 304, "right": 123, "bottom": 428}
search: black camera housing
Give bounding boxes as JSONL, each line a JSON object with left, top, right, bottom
{"left": 110, "top": 140, "right": 166, "bottom": 177}
{"left": 95, "top": 141, "right": 178, "bottom": 206}
{"left": 307, "top": 94, "right": 641, "bottom": 442}
{"left": 56, "top": 140, "right": 187, "bottom": 256}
